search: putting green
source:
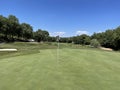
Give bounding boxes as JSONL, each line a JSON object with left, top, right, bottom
{"left": 0, "top": 49, "right": 120, "bottom": 90}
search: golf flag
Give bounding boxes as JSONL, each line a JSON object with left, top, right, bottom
{"left": 56, "top": 35, "right": 60, "bottom": 42}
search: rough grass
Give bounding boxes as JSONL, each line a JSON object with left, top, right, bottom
{"left": 0, "top": 42, "right": 120, "bottom": 90}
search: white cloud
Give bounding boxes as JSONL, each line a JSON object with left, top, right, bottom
{"left": 98, "top": 30, "right": 103, "bottom": 33}
{"left": 76, "top": 30, "right": 89, "bottom": 35}
{"left": 50, "top": 32, "right": 66, "bottom": 36}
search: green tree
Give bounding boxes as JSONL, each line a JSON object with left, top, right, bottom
{"left": 114, "top": 26, "right": 120, "bottom": 50}
{"left": 80, "top": 34, "right": 90, "bottom": 45}
{"left": 72, "top": 34, "right": 90, "bottom": 45}
{"left": 0, "top": 15, "right": 10, "bottom": 40}
{"left": 21, "top": 23, "right": 33, "bottom": 40}
{"left": 102, "top": 30, "right": 116, "bottom": 48}
{"left": 0, "top": 15, "right": 5, "bottom": 35}
{"left": 34, "top": 29, "right": 49, "bottom": 42}
{"left": 91, "top": 32, "right": 105, "bottom": 45}
{"left": 48, "top": 36, "right": 56, "bottom": 42}
{"left": 8, "top": 15, "right": 20, "bottom": 40}
{"left": 42, "top": 30, "right": 49, "bottom": 41}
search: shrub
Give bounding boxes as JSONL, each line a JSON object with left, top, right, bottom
{"left": 90, "top": 39, "right": 100, "bottom": 48}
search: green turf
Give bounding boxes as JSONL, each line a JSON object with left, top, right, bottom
{"left": 0, "top": 42, "right": 57, "bottom": 59}
{"left": 0, "top": 43, "right": 120, "bottom": 90}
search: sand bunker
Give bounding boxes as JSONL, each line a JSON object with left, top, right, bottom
{"left": 100, "top": 47, "right": 113, "bottom": 51}
{"left": 0, "top": 49, "right": 17, "bottom": 51}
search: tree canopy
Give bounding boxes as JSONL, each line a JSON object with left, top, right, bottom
{"left": 0, "top": 15, "right": 49, "bottom": 42}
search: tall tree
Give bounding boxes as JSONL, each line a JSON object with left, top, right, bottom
{"left": 114, "top": 27, "right": 120, "bottom": 50}
{"left": 34, "top": 29, "right": 49, "bottom": 42}
{"left": 0, "top": 15, "right": 9, "bottom": 40}
{"left": 8, "top": 15, "right": 20, "bottom": 40}
{"left": 21, "top": 23, "right": 33, "bottom": 40}
{"left": 42, "top": 30, "right": 49, "bottom": 41}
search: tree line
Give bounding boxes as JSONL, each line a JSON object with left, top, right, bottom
{"left": 0, "top": 15, "right": 49, "bottom": 42}
{"left": 91, "top": 27, "right": 120, "bottom": 50}
{"left": 59, "top": 27, "right": 120, "bottom": 50}
{"left": 0, "top": 15, "right": 120, "bottom": 50}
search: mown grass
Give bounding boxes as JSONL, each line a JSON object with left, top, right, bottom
{"left": 0, "top": 42, "right": 90, "bottom": 59}
{"left": 0, "top": 42, "right": 57, "bottom": 59}
{"left": 0, "top": 42, "right": 120, "bottom": 90}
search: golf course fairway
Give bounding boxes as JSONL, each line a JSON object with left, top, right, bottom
{"left": 0, "top": 48, "right": 120, "bottom": 90}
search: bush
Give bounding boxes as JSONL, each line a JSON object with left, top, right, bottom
{"left": 90, "top": 39, "right": 100, "bottom": 48}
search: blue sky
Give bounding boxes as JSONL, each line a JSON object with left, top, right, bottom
{"left": 0, "top": 0, "right": 120, "bottom": 37}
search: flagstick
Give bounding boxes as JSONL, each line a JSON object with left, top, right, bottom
{"left": 56, "top": 35, "right": 60, "bottom": 64}
{"left": 57, "top": 40, "right": 59, "bottom": 63}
